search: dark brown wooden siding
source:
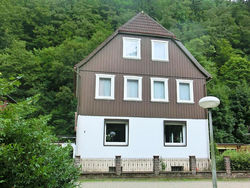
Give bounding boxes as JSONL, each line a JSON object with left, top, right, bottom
{"left": 80, "top": 34, "right": 205, "bottom": 79}
{"left": 78, "top": 34, "right": 207, "bottom": 119}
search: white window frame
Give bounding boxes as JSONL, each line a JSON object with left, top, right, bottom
{"left": 150, "top": 77, "right": 169, "bottom": 102}
{"left": 124, "top": 75, "right": 142, "bottom": 101}
{"left": 176, "top": 79, "right": 194, "bottom": 103}
{"left": 123, "top": 37, "right": 141, "bottom": 59}
{"left": 95, "top": 74, "right": 115, "bottom": 100}
{"left": 151, "top": 40, "right": 169, "bottom": 62}
{"left": 104, "top": 120, "right": 129, "bottom": 146}
{"left": 164, "top": 121, "right": 186, "bottom": 146}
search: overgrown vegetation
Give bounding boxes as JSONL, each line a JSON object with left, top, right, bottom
{"left": 0, "top": 76, "right": 80, "bottom": 187}
{"left": 0, "top": 0, "right": 249, "bottom": 142}
{"left": 217, "top": 150, "right": 250, "bottom": 171}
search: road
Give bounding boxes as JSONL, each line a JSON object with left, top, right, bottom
{"left": 81, "top": 180, "right": 250, "bottom": 188}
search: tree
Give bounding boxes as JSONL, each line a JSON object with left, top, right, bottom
{"left": 0, "top": 76, "right": 80, "bottom": 187}
{"left": 0, "top": 0, "right": 249, "bottom": 143}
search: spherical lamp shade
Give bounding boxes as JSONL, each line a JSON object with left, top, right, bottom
{"left": 199, "top": 96, "right": 220, "bottom": 109}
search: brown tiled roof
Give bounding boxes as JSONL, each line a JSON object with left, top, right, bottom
{"left": 118, "top": 12, "right": 176, "bottom": 38}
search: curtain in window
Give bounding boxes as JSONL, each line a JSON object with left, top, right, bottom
{"left": 127, "top": 80, "right": 138, "bottom": 98}
{"left": 179, "top": 83, "right": 190, "bottom": 100}
{"left": 99, "top": 78, "right": 111, "bottom": 96}
{"left": 165, "top": 125, "right": 183, "bottom": 143}
{"left": 153, "top": 42, "right": 166, "bottom": 60}
{"left": 154, "top": 81, "right": 165, "bottom": 99}
{"left": 125, "top": 40, "right": 138, "bottom": 57}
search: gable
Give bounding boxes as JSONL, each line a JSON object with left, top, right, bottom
{"left": 78, "top": 34, "right": 210, "bottom": 79}
{"left": 75, "top": 12, "right": 211, "bottom": 80}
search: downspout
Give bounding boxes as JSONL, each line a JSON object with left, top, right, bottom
{"left": 74, "top": 66, "right": 81, "bottom": 157}
{"left": 75, "top": 66, "right": 80, "bottom": 115}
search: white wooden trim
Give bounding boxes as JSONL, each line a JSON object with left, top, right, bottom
{"left": 123, "top": 37, "right": 141, "bottom": 59}
{"left": 150, "top": 77, "right": 169, "bottom": 102}
{"left": 104, "top": 121, "right": 129, "bottom": 146}
{"left": 151, "top": 40, "right": 169, "bottom": 62}
{"left": 164, "top": 123, "right": 186, "bottom": 146}
{"left": 95, "top": 74, "right": 115, "bottom": 100}
{"left": 123, "top": 75, "right": 142, "bottom": 101}
{"left": 176, "top": 79, "right": 194, "bottom": 103}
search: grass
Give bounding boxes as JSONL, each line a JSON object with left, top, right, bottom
{"left": 79, "top": 177, "right": 250, "bottom": 182}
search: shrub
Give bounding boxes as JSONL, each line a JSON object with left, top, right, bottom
{"left": 0, "top": 98, "right": 80, "bottom": 188}
{"left": 216, "top": 150, "right": 250, "bottom": 171}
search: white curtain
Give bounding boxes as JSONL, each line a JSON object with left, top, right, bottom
{"left": 153, "top": 42, "right": 166, "bottom": 60}
{"left": 125, "top": 40, "right": 138, "bottom": 57}
{"left": 99, "top": 78, "right": 111, "bottom": 96}
{"left": 127, "top": 80, "right": 138, "bottom": 98}
{"left": 179, "top": 83, "right": 190, "bottom": 100}
{"left": 154, "top": 81, "right": 165, "bottom": 99}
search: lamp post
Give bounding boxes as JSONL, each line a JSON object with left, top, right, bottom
{"left": 199, "top": 96, "right": 220, "bottom": 188}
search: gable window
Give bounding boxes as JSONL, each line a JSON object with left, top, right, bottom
{"left": 123, "top": 37, "right": 141, "bottom": 59}
{"left": 176, "top": 79, "right": 194, "bottom": 103}
{"left": 164, "top": 121, "right": 186, "bottom": 146}
{"left": 104, "top": 120, "right": 129, "bottom": 146}
{"left": 95, "top": 74, "right": 115, "bottom": 100}
{"left": 124, "top": 76, "right": 142, "bottom": 101}
{"left": 151, "top": 40, "right": 169, "bottom": 61}
{"left": 151, "top": 77, "right": 169, "bottom": 102}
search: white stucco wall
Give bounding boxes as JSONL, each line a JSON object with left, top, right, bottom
{"left": 76, "top": 115, "right": 209, "bottom": 159}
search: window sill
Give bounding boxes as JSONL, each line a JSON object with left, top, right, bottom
{"left": 151, "top": 99, "right": 169, "bottom": 103}
{"left": 95, "top": 97, "right": 115, "bottom": 100}
{"left": 152, "top": 59, "right": 169, "bottom": 62}
{"left": 164, "top": 143, "right": 187, "bottom": 147}
{"left": 177, "top": 101, "right": 195, "bottom": 104}
{"left": 123, "top": 98, "right": 142, "bottom": 102}
{"left": 104, "top": 143, "right": 128, "bottom": 146}
{"left": 123, "top": 56, "right": 141, "bottom": 60}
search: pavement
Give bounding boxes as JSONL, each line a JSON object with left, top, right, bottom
{"left": 80, "top": 180, "right": 250, "bottom": 188}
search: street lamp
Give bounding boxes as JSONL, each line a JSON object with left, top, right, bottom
{"left": 199, "top": 96, "right": 220, "bottom": 188}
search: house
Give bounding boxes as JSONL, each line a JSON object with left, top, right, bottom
{"left": 74, "top": 12, "right": 211, "bottom": 171}
{"left": 0, "top": 95, "right": 17, "bottom": 111}
{"left": 216, "top": 143, "right": 250, "bottom": 154}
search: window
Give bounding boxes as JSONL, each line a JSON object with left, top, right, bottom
{"left": 124, "top": 76, "right": 142, "bottom": 101}
{"left": 123, "top": 37, "right": 141, "bottom": 59}
{"left": 104, "top": 120, "right": 129, "bottom": 146}
{"left": 164, "top": 121, "right": 186, "bottom": 146}
{"left": 95, "top": 74, "right": 115, "bottom": 100}
{"left": 176, "top": 79, "right": 194, "bottom": 103}
{"left": 151, "top": 40, "right": 169, "bottom": 61}
{"left": 151, "top": 77, "right": 169, "bottom": 102}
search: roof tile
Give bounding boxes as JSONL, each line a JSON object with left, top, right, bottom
{"left": 118, "top": 12, "right": 176, "bottom": 38}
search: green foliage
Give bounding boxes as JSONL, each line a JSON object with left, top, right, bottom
{"left": 0, "top": 0, "right": 249, "bottom": 143}
{"left": 216, "top": 150, "right": 250, "bottom": 171}
{"left": 0, "top": 96, "right": 80, "bottom": 187}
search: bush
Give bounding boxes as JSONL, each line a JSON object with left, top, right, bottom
{"left": 216, "top": 150, "right": 250, "bottom": 171}
{"left": 0, "top": 98, "right": 80, "bottom": 188}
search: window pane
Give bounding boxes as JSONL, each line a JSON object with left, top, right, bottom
{"left": 106, "top": 123, "right": 126, "bottom": 142}
{"left": 154, "top": 81, "right": 165, "bottom": 99}
{"left": 165, "top": 125, "right": 183, "bottom": 143}
{"left": 125, "top": 40, "right": 138, "bottom": 57}
{"left": 127, "top": 79, "right": 138, "bottom": 98}
{"left": 153, "top": 42, "right": 167, "bottom": 60}
{"left": 99, "top": 78, "right": 111, "bottom": 96}
{"left": 179, "top": 83, "right": 190, "bottom": 100}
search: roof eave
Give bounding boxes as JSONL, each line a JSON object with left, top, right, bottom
{"left": 174, "top": 40, "right": 212, "bottom": 80}
{"left": 74, "top": 30, "right": 119, "bottom": 68}
{"left": 118, "top": 30, "right": 176, "bottom": 39}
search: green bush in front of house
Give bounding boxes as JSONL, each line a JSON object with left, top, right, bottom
{"left": 216, "top": 150, "right": 250, "bottom": 171}
{"left": 0, "top": 96, "right": 80, "bottom": 188}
